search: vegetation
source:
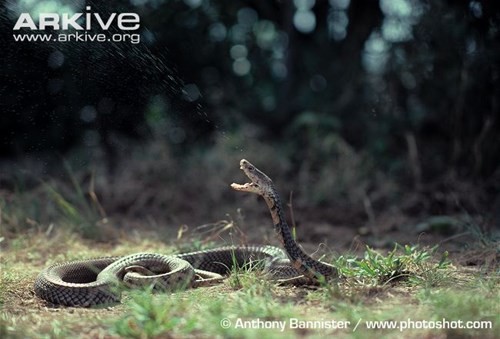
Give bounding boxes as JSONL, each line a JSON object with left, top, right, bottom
{"left": 2, "top": 0, "right": 499, "bottom": 183}
{"left": 1, "top": 226, "right": 498, "bottom": 338}
{"left": 1, "top": 180, "right": 499, "bottom": 338}
{"left": 1, "top": 0, "right": 499, "bottom": 338}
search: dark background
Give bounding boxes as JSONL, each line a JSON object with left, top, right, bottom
{"left": 1, "top": 0, "right": 499, "bottom": 243}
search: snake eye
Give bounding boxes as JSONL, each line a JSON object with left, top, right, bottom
{"left": 248, "top": 166, "right": 254, "bottom": 171}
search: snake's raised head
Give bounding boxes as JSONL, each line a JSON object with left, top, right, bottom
{"left": 231, "top": 159, "right": 274, "bottom": 196}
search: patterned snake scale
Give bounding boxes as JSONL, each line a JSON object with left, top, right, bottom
{"left": 34, "top": 159, "right": 338, "bottom": 306}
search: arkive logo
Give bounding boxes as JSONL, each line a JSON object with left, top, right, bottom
{"left": 12, "top": 6, "right": 141, "bottom": 44}
{"left": 13, "top": 6, "right": 140, "bottom": 31}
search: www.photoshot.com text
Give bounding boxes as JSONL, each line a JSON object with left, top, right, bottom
{"left": 219, "top": 317, "right": 493, "bottom": 333}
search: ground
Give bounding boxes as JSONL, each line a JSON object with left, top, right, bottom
{"left": 1, "top": 213, "right": 498, "bottom": 338}
{"left": 0, "top": 145, "right": 498, "bottom": 338}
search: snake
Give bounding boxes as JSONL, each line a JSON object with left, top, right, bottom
{"left": 34, "top": 159, "right": 338, "bottom": 306}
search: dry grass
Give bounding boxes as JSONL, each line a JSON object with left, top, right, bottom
{"left": 1, "top": 136, "right": 498, "bottom": 338}
{"left": 1, "top": 228, "right": 498, "bottom": 339}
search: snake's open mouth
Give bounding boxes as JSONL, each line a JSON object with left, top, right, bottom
{"left": 230, "top": 182, "right": 259, "bottom": 193}
{"left": 231, "top": 158, "right": 261, "bottom": 194}
{"left": 230, "top": 182, "right": 248, "bottom": 190}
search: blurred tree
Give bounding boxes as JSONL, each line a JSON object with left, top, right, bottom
{"left": 1, "top": 0, "right": 499, "bottom": 182}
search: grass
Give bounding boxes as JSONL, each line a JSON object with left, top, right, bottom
{"left": 112, "top": 283, "right": 299, "bottom": 338}
{"left": 334, "top": 244, "right": 451, "bottom": 287}
{"left": 1, "top": 228, "right": 498, "bottom": 339}
{"left": 1, "top": 163, "right": 106, "bottom": 240}
{"left": 0, "top": 146, "right": 498, "bottom": 338}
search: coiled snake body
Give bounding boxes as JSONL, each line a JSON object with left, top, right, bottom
{"left": 34, "top": 159, "right": 337, "bottom": 306}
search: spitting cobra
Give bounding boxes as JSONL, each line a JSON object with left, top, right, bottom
{"left": 34, "top": 159, "right": 337, "bottom": 306}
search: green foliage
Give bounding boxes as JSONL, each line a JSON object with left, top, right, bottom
{"left": 0, "top": 192, "right": 37, "bottom": 234}
{"left": 3, "top": 0, "right": 499, "bottom": 182}
{"left": 226, "top": 259, "right": 270, "bottom": 291}
{"left": 418, "top": 287, "right": 500, "bottom": 337}
{"left": 0, "top": 313, "right": 23, "bottom": 339}
{"left": 113, "top": 285, "right": 297, "bottom": 338}
{"left": 43, "top": 169, "right": 105, "bottom": 239}
{"left": 113, "top": 291, "right": 196, "bottom": 338}
{"left": 0, "top": 162, "right": 108, "bottom": 239}
{"left": 1, "top": 231, "right": 497, "bottom": 338}
{"left": 465, "top": 221, "right": 500, "bottom": 247}
{"left": 335, "top": 244, "right": 450, "bottom": 286}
